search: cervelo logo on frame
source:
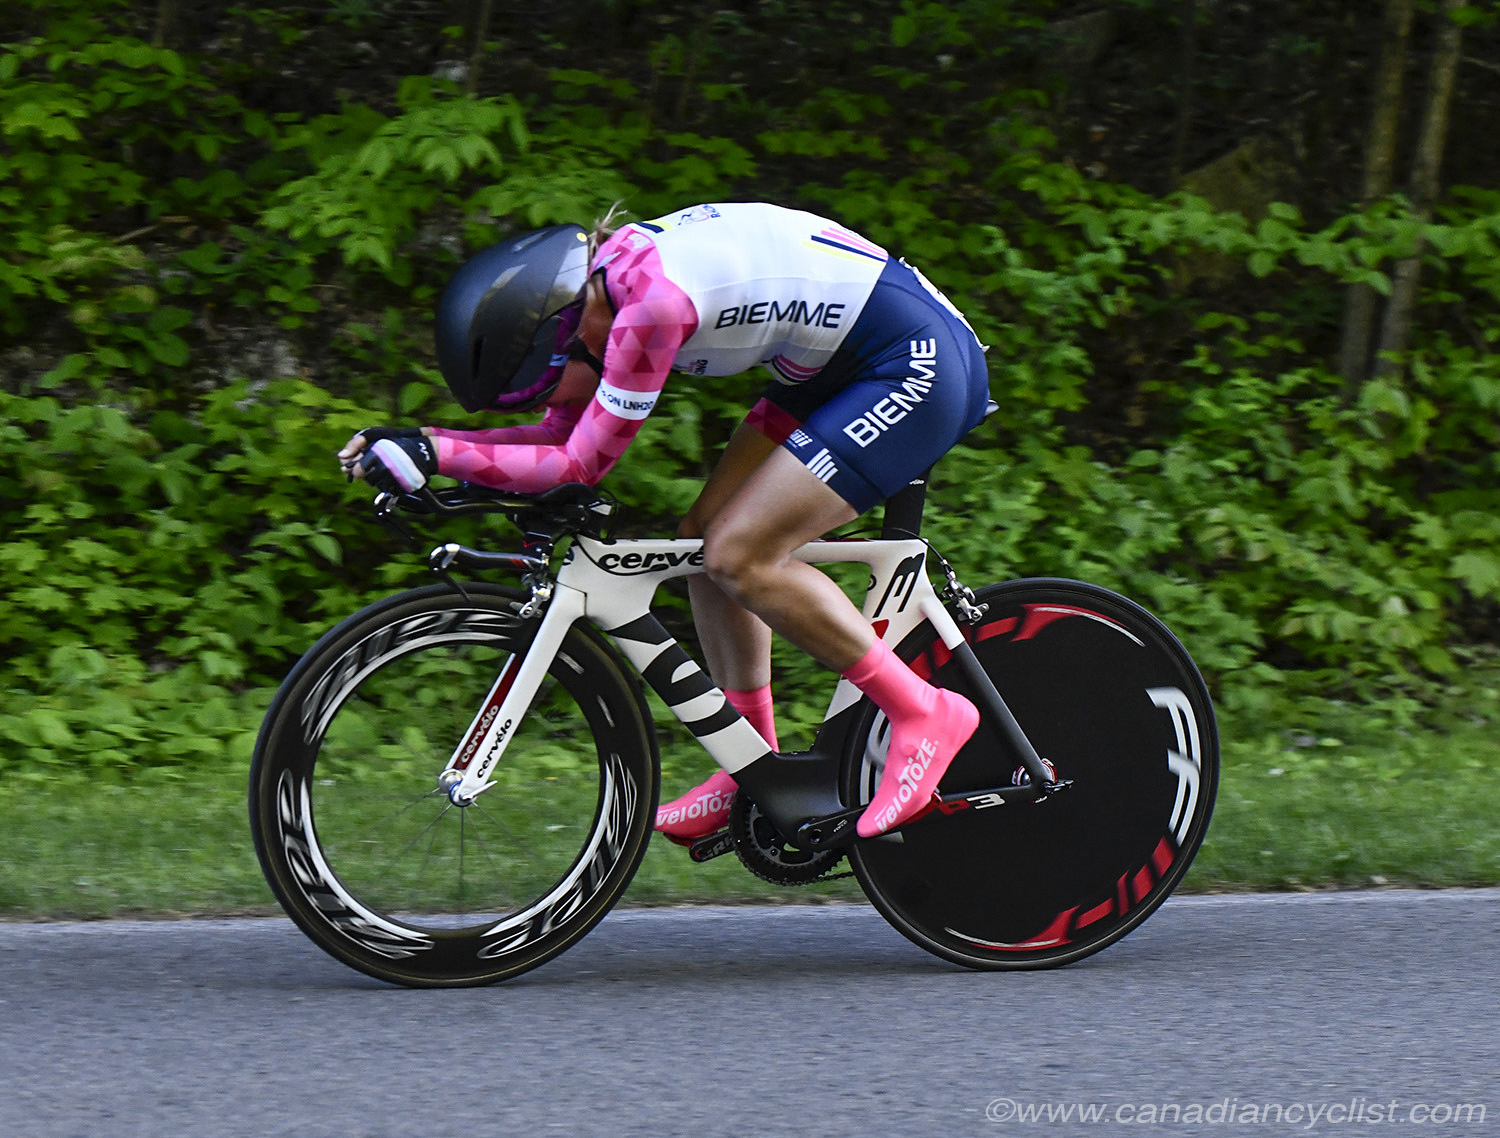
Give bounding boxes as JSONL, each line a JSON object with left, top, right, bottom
{"left": 842, "top": 339, "right": 937, "bottom": 448}
{"left": 472, "top": 717, "right": 515, "bottom": 784}
{"left": 454, "top": 704, "right": 500, "bottom": 771}
{"left": 591, "top": 548, "right": 707, "bottom": 575}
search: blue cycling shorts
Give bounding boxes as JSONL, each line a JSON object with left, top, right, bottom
{"left": 761, "top": 257, "right": 991, "bottom": 513}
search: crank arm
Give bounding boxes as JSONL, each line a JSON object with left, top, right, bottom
{"left": 686, "top": 830, "right": 734, "bottom": 863}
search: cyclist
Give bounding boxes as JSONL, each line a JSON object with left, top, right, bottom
{"left": 339, "top": 202, "right": 991, "bottom": 842}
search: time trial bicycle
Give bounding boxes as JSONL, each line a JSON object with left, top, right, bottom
{"left": 250, "top": 450, "right": 1219, "bottom": 987}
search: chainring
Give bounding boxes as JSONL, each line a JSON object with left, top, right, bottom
{"left": 729, "top": 793, "right": 845, "bottom": 886}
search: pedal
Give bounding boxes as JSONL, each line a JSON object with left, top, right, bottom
{"left": 686, "top": 829, "right": 734, "bottom": 863}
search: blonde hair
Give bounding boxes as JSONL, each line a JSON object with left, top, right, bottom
{"left": 589, "top": 201, "right": 630, "bottom": 259}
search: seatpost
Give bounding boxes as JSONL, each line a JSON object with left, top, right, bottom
{"left": 881, "top": 471, "right": 930, "bottom": 539}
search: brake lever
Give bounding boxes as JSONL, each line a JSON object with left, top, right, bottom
{"left": 372, "top": 492, "right": 418, "bottom": 549}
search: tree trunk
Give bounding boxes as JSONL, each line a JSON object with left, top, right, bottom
{"left": 1337, "top": 0, "right": 1413, "bottom": 386}
{"left": 1373, "top": 0, "right": 1464, "bottom": 378}
{"left": 153, "top": 0, "right": 178, "bottom": 48}
{"left": 1169, "top": 0, "right": 1200, "bottom": 186}
{"left": 466, "top": 0, "right": 494, "bottom": 96}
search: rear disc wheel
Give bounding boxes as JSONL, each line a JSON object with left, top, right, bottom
{"left": 846, "top": 578, "right": 1218, "bottom": 970}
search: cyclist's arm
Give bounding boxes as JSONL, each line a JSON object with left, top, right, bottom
{"left": 428, "top": 244, "right": 698, "bottom": 492}
{"left": 429, "top": 404, "right": 583, "bottom": 449}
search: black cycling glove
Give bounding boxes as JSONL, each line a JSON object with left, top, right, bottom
{"left": 359, "top": 433, "right": 439, "bottom": 495}
{"left": 341, "top": 426, "right": 424, "bottom": 482}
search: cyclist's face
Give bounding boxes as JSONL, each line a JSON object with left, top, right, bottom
{"left": 550, "top": 277, "right": 612, "bottom": 405}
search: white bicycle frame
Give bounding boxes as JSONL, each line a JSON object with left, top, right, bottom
{"left": 436, "top": 534, "right": 970, "bottom": 807}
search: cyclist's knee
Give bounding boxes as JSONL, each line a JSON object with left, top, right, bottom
{"left": 700, "top": 523, "right": 766, "bottom": 603}
{"left": 699, "top": 524, "right": 741, "bottom": 588}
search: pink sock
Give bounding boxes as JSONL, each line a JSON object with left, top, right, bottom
{"left": 654, "top": 686, "right": 776, "bottom": 843}
{"left": 843, "top": 639, "right": 978, "bottom": 837}
{"left": 725, "top": 685, "right": 778, "bottom": 752}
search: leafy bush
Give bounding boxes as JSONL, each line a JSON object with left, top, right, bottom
{"left": 2, "top": 5, "right": 1497, "bottom": 776}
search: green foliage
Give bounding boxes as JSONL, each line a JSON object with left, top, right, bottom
{"left": 0, "top": 379, "right": 397, "bottom": 776}
{"left": 263, "top": 78, "right": 529, "bottom": 279}
{"left": 910, "top": 186, "right": 1500, "bottom": 690}
{"left": 2, "top": 2, "right": 1497, "bottom": 778}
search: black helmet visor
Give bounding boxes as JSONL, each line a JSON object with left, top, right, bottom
{"left": 487, "top": 297, "right": 586, "bottom": 411}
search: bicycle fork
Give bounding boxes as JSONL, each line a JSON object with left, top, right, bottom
{"left": 437, "top": 584, "right": 588, "bottom": 806}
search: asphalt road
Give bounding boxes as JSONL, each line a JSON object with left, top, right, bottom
{"left": 2, "top": 890, "right": 1496, "bottom": 1138}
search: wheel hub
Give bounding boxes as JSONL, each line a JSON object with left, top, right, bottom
{"left": 438, "top": 769, "right": 472, "bottom": 806}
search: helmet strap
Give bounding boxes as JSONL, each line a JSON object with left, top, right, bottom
{"left": 567, "top": 338, "right": 605, "bottom": 376}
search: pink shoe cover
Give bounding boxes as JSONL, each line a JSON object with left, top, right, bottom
{"left": 857, "top": 689, "right": 979, "bottom": 838}
{"left": 655, "top": 768, "right": 738, "bottom": 844}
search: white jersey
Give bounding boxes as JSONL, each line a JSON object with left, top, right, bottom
{"left": 597, "top": 202, "right": 890, "bottom": 384}
{"left": 430, "top": 201, "right": 985, "bottom": 502}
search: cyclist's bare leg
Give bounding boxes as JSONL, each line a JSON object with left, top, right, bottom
{"left": 657, "top": 423, "right": 782, "bottom": 842}
{"left": 664, "top": 431, "right": 977, "bottom": 840}
{"left": 697, "top": 445, "right": 869, "bottom": 670}
{"left": 679, "top": 421, "right": 779, "bottom": 692}
{"left": 701, "top": 447, "right": 978, "bottom": 838}
{"left": 660, "top": 424, "right": 870, "bottom": 841}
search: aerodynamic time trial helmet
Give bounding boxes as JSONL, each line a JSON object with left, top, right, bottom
{"left": 434, "top": 224, "right": 592, "bottom": 413}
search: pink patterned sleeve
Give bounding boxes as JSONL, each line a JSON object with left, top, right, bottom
{"left": 428, "top": 235, "right": 699, "bottom": 492}
{"left": 430, "top": 405, "right": 582, "bottom": 450}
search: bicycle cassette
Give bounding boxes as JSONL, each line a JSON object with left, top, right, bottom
{"left": 729, "top": 793, "right": 845, "bottom": 886}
